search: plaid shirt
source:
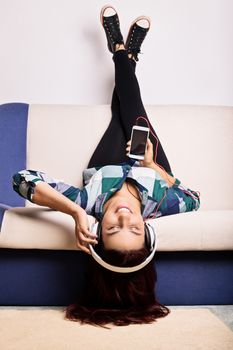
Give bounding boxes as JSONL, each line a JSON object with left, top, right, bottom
{"left": 13, "top": 160, "right": 200, "bottom": 220}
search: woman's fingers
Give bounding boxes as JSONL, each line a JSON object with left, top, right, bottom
{"left": 82, "top": 227, "right": 98, "bottom": 239}
{"left": 76, "top": 239, "right": 92, "bottom": 255}
{"left": 75, "top": 226, "right": 98, "bottom": 255}
{"left": 76, "top": 232, "right": 98, "bottom": 255}
{"left": 79, "top": 230, "right": 98, "bottom": 245}
{"left": 148, "top": 138, "right": 153, "bottom": 147}
{"left": 126, "top": 140, "right": 132, "bottom": 151}
{"left": 126, "top": 143, "right": 130, "bottom": 157}
{"left": 126, "top": 140, "right": 132, "bottom": 155}
{"left": 145, "top": 138, "right": 153, "bottom": 152}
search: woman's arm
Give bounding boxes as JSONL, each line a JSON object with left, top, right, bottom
{"left": 142, "top": 161, "right": 176, "bottom": 187}
{"left": 32, "top": 182, "right": 98, "bottom": 254}
{"left": 138, "top": 140, "right": 200, "bottom": 209}
{"left": 12, "top": 170, "right": 97, "bottom": 254}
{"left": 32, "top": 181, "right": 81, "bottom": 217}
{"left": 126, "top": 140, "right": 200, "bottom": 213}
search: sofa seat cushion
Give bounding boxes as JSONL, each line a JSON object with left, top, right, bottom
{"left": 0, "top": 208, "right": 232, "bottom": 251}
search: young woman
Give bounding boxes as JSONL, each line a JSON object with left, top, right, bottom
{"left": 12, "top": 5, "right": 200, "bottom": 328}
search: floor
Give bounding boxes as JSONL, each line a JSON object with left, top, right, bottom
{"left": 170, "top": 305, "right": 233, "bottom": 331}
{"left": 1, "top": 307, "right": 233, "bottom": 350}
{"left": 1, "top": 305, "right": 232, "bottom": 331}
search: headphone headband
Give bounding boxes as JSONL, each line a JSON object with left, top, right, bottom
{"left": 89, "top": 222, "right": 157, "bottom": 273}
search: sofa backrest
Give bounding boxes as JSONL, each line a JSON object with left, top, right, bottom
{"left": 1, "top": 103, "right": 233, "bottom": 210}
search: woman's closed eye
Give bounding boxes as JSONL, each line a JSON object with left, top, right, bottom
{"left": 107, "top": 226, "right": 142, "bottom": 235}
{"left": 130, "top": 227, "right": 143, "bottom": 234}
{"left": 107, "top": 226, "right": 120, "bottom": 232}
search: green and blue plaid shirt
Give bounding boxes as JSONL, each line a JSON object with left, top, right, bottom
{"left": 13, "top": 160, "right": 200, "bottom": 220}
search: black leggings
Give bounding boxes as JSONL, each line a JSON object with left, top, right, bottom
{"left": 87, "top": 50, "right": 172, "bottom": 173}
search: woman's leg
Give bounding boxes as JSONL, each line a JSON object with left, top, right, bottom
{"left": 87, "top": 60, "right": 137, "bottom": 168}
{"left": 113, "top": 49, "right": 172, "bottom": 173}
{"left": 87, "top": 88, "right": 127, "bottom": 168}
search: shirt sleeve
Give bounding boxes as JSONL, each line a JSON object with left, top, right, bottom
{"left": 167, "top": 177, "right": 201, "bottom": 213}
{"left": 12, "top": 169, "right": 82, "bottom": 205}
{"left": 82, "top": 167, "right": 99, "bottom": 186}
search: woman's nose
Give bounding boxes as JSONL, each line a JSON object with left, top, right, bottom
{"left": 118, "top": 212, "right": 131, "bottom": 223}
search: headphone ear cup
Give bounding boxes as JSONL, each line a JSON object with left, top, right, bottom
{"left": 145, "top": 224, "right": 152, "bottom": 251}
{"left": 145, "top": 223, "right": 155, "bottom": 252}
{"left": 91, "top": 222, "right": 101, "bottom": 241}
{"left": 97, "top": 222, "right": 102, "bottom": 240}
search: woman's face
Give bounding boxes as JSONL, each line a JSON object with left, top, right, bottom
{"left": 101, "top": 196, "right": 145, "bottom": 251}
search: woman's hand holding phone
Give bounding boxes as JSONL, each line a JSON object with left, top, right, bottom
{"left": 126, "top": 138, "right": 154, "bottom": 167}
{"left": 127, "top": 139, "right": 176, "bottom": 187}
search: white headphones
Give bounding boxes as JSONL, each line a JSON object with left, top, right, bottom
{"left": 88, "top": 221, "right": 157, "bottom": 273}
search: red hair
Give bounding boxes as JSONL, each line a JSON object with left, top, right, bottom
{"left": 65, "top": 244, "right": 170, "bottom": 328}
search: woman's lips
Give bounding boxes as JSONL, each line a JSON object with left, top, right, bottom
{"left": 115, "top": 205, "right": 132, "bottom": 213}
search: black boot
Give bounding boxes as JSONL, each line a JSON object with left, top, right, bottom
{"left": 126, "top": 16, "right": 151, "bottom": 61}
{"left": 100, "top": 5, "right": 124, "bottom": 53}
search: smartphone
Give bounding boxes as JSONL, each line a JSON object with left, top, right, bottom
{"left": 128, "top": 125, "right": 150, "bottom": 160}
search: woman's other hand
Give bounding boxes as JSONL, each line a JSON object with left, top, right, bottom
{"left": 73, "top": 207, "right": 98, "bottom": 255}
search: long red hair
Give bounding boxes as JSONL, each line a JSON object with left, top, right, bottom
{"left": 65, "top": 242, "right": 170, "bottom": 328}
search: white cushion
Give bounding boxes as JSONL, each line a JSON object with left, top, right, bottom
{"left": 1, "top": 207, "right": 232, "bottom": 251}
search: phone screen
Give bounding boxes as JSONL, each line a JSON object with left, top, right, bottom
{"left": 130, "top": 129, "right": 148, "bottom": 155}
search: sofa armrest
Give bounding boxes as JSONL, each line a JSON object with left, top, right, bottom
{"left": 0, "top": 103, "right": 28, "bottom": 208}
{"left": 0, "top": 203, "right": 13, "bottom": 210}
{"left": 0, "top": 203, "right": 13, "bottom": 231}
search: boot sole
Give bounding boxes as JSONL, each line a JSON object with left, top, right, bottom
{"left": 126, "top": 15, "right": 151, "bottom": 47}
{"left": 100, "top": 4, "right": 118, "bottom": 26}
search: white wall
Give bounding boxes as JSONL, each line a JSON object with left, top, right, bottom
{"left": 0, "top": 0, "right": 232, "bottom": 106}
